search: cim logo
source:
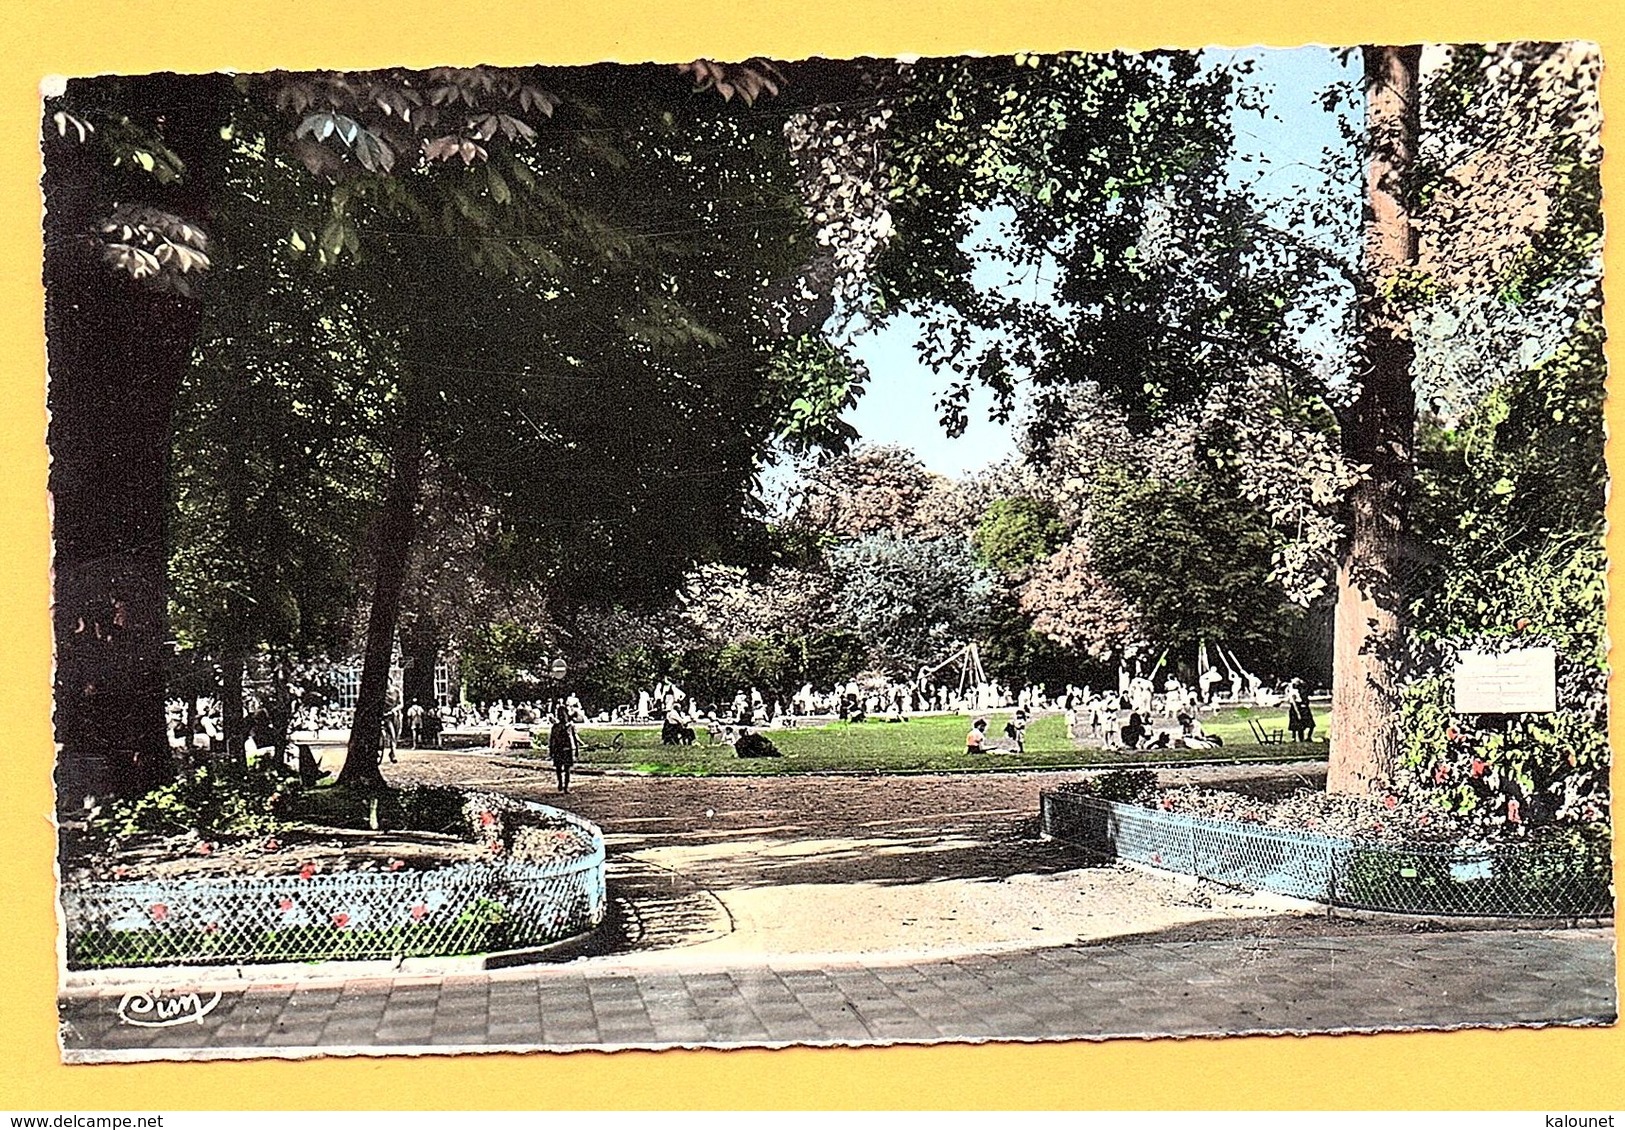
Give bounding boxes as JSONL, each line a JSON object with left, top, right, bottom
{"left": 116, "top": 988, "right": 222, "bottom": 1027}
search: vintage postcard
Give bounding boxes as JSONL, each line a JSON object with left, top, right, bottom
{"left": 42, "top": 40, "right": 1615, "bottom": 1065}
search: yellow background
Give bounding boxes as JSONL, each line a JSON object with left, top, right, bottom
{"left": 0, "top": 0, "right": 1620, "bottom": 1110}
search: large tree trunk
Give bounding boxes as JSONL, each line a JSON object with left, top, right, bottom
{"left": 1327, "top": 45, "right": 1422, "bottom": 796}
{"left": 218, "top": 644, "right": 248, "bottom": 767}
{"left": 400, "top": 609, "right": 441, "bottom": 722}
{"left": 337, "top": 421, "right": 424, "bottom": 789}
{"left": 43, "top": 76, "right": 228, "bottom": 802}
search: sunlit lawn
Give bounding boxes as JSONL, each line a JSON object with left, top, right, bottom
{"left": 504, "top": 707, "right": 1329, "bottom": 776}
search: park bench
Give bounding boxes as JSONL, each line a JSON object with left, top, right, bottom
{"left": 1246, "top": 717, "right": 1285, "bottom": 745}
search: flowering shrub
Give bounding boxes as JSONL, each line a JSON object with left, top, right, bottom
{"left": 1061, "top": 769, "right": 1159, "bottom": 805}
{"left": 1400, "top": 320, "right": 1608, "bottom": 842}
{"left": 89, "top": 764, "right": 283, "bottom": 841}
{"left": 1398, "top": 635, "right": 1608, "bottom": 837}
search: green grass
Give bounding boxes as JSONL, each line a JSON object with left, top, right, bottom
{"left": 1199, "top": 704, "right": 1330, "bottom": 748}
{"left": 511, "top": 708, "right": 1330, "bottom": 776}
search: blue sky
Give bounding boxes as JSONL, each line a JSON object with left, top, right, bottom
{"left": 838, "top": 45, "right": 1357, "bottom": 478}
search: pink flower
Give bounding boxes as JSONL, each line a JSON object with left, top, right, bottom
{"left": 479, "top": 811, "right": 496, "bottom": 827}
{"left": 332, "top": 912, "right": 350, "bottom": 928}
{"left": 262, "top": 837, "right": 281, "bottom": 852}
{"left": 1433, "top": 763, "right": 1451, "bottom": 784}
{"left": 410, "top": 903, "right": 428, "bottom": 922}
{"left": 299, "top": 862, "right": 317, "bottom": 880}
{"left": 1507, "top": 799, "right": 1522, "bottom": 824}
{"left": 388, "top": 859, "right": 404, "bottom": 872}
{"left": 489, "top": 840, "right": 504, "bottom": 855}
{"left": 1383, "top": 795, "right": 1398, "bottom": 810}
{"left": 277, "top": 897, "right": 294, "bottom": 912}
{"left": 149, "top": 903, "right": 168, "bottom": 921}
{"left": 195, "top": 841, "right": 214, "bottom": 855}
{"left": 1446, "top": 727, "right": 1460, "bottom": 742}
{"left": 1470, "top": 759, "right": 1487, "bottom": 779}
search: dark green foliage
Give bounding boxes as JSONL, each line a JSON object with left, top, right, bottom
{"left": 458, "top": 619, "right": 555, "bottom": 703}
{"left": 1086, "top": 465, "right": 1304, "bottom": 664}
{"left": 575, "top": 644, "right": 664, "bottom": 712}
{"left": 972, "top": 497, "right": 1066, "bottom": 575}
{"left": 735, "top": 732, "right": 781, "bottom": 758}
{"left": 684, "top": 638, "right": 796, "bottom": 703}
{"left": 576, "top": 627, "right": 868, "bottom": 711}
{"left": 1410, "top": 324, "right": 1606, "bottom": 650}
{"left": 89, "top": 764, "right": 283, "bottom": 841}
{"left": 828, "top": 533, "right": 996, "bottom": 672}
{"left": 1402, "top": 323, "right": 1608, "bottom": 832}
{"left": 975, "top": 583, "right": 1090, "bottom": 688}
{"left": 787, "top": 629, "right": 870, "bottom": 690}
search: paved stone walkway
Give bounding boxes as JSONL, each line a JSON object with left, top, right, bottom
{"left": 60, "top": 927, "right": 1616, "bottom": 1061}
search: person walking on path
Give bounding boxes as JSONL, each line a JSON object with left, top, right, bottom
{"left": 382, "top": 685, "right": 403, "bottom": 764}
{"left": 548, "top": 701, "right": 581, "bottom": 793}
{"left": 405, "top": 700, "right": 424, "bottom": 749}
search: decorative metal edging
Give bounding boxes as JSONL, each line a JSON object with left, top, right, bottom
{"left": 61, "top": 800, "right": 607, "bottom": 968}
{"left": 1040, "top": 790, "right": 1613, "bottom": 919}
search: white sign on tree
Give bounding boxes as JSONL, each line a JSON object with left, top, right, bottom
{"left": 1452, "top": 647, "right": 1558, "bottom": 714}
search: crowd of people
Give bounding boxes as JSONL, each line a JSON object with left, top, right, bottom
{"left": 614, "top": 677, "right": 1077, "bottom": 733}
{"left": 1058, "top": 671, "right": 1316, "bottom": 751}
{"left": 163, "top": 658, "right": 1318, "bottom": 773}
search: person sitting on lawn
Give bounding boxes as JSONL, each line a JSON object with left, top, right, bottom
{"left": 1176, "top": 709, "right": 1222, "bottom": 749}
{"left": 1120, "top": 709, "right": 1149, "bottom": 749}
{"left": 965, "top": 717, "right": 989, "bottom": 754}
{"left": 662, "top": 702, "right": 696, "bottom": 746}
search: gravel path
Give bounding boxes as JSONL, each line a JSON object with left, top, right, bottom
{"left": 376, "top": 749, "right": 1394, "bottom": 965}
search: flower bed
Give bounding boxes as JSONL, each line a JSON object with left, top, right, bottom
{"left": 60, "top": 793, "right": 606, "bottom": 968}
{"left": 1040, "top": 780, "right": 1612, "bottom": 919}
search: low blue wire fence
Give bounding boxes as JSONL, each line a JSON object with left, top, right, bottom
{"left": 1040, "top": 790, "right": 1613, "bottom": 918}
{"left": 61, "top": 803, "right": 606, "bottom": 968}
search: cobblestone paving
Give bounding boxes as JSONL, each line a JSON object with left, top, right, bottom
{"left": 60, "top": 927, "right": 1616, "bottom": 1060}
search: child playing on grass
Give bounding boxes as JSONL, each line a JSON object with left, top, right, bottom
{"left": 1003, "top": 709, "right": 1028, "bottom": 754}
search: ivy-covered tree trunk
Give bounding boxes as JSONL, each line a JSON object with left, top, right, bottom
{"left": 338, "top": 418, "right": 425, "bottom": 789}
{"left": 1327, "top": 45, "right": 1422, "bottom": 796}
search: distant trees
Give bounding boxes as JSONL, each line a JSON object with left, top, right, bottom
{"left": 827, "top": 534, "right": 995, "bottom": 672}
{"left": 859, "top": 43, "right": 1602, "bottom": 798}
{"left": 972, "top": 498, "right": 1065, "bottom": 577}
{"left": 792, "top": 445, "right": 958, "bottom": 540}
